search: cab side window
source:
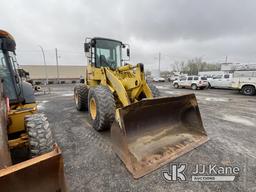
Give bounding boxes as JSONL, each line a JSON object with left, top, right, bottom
{"left": 224, "top": 74, "right": 229, "bottom": 79}
{"left": 193, "top": 77, "right": 199, "bottom": 80}
{"left": 187, "top": 77, "right": 193, "bottom": 81}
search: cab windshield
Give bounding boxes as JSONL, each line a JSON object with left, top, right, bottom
{"left": 0, "top": 50, "right": 20, "bottom": 100}
{"left": 95, "top": 39, "right": 121, "bottom": 69}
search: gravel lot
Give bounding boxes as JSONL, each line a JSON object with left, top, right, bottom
{"left": 36, "top": 83, "right": 256, "bottom": 192}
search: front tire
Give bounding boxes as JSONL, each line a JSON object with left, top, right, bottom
{"left": 173, "top": 83, "right": 179, "bottom": 89}
{"left": 74, "top": 84, "right": 89, "bottom": 111}
{"left": 88, "top": 86, "right": 115, "bottom": 131}
{"left": 241, "top": 85, "right": 256, "bottom": 96}
{"left": 191, "top": 84, "right": 198, "bottom": 90}
{"left": 25, "top": 113, "right": 54, "bottom": 157}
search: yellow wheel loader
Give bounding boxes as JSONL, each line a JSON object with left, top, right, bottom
{"left": 0, "top": 30, "right": 66, "bottom": 191}
{"left": 74, "top": 37, "right": 208, "bottom": 178}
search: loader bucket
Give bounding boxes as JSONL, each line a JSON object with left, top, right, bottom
{"left": 0, "top": 145, "right": 67, "bottom": 192}
{"left": 111, "top": 94, "right": 208, "bottom": 178}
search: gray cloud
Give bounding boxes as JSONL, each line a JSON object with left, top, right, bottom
{"left": 1, "top": 0, "right": 256, "bottom": 70}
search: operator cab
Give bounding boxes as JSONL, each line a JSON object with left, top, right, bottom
{"left": 0, "top": 30, "right": 35, "bottom": 105}
{"left": 84, "top": 37, "right": 130, "bottom": 69}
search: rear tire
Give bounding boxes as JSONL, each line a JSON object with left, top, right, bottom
{"left": 208, "top": 83, "right": 211, "bottom": 89}
{"left": 25, "top": 113, "right": 54, "bottom": 157}
{"left": 191, "top": 84, "right": 197, "bottom": 90}
{"left": 147, "top": 82, "right": 160, "bottom": 97}
{"left": 88, "top": 86, "right": 115, "bottom": 131}
{"left": 74, "top": 84, "right": 89, "bottom": 111}
{"left": 241, "top": 85, "right": 256, "bottom": 96}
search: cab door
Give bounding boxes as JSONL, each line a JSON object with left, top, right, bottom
{"left": 221, "top": 74, "right": 232, "bottom": 88}
{"left": 179, "top": 77, "right": 186, "bottom": 87}
{"left": 186, "top": 76, "right": 193, "bottom": 87}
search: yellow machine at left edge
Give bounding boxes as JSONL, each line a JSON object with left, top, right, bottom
{"left": 0, "top": 29, "right": 67, "bottom": 192}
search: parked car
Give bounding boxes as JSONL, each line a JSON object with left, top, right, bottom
{"left": 232, "top": 71, "right": 256, "bottom": 96}
{"left": 167, "top": 76, "right": 179, "bottom": 82}
{"left": 153, "top": 77, "right": 165, "bottom": 82}
{"left": 173, "top": 76, "right": 208, "bottom": 90}
{"left": 207, "top": 74, "right": 233, "bottom": 89}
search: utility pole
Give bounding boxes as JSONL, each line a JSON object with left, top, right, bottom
{"left": 55, "top": 48, "right": 60, "bottom": 84}
{"left": 225, "top": 56, "right": 228, "bottom": 63}
{"left": 39, "top": 45, "right": 48, "bottom": 85}
{"left": 158, "top": 52, "right": 161, "bottom": 77}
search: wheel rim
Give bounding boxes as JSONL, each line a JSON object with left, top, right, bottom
{"left": 90, "top": 98, "right": 97, "bottom": 120}
{"left": 245, "top": 87, "right": 252, "bottom": 94}
{"left": 192, "top": 85, "right": 196, "bottom": 90}
{"left": 74, "top": 90, "right": 78, "bottom": 105}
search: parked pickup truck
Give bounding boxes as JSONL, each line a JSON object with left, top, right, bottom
{"left": 232, "top": 71, "right": 256, "bottom": 96}
{"left": 173, "top": 76, "right": 208, "bottom": 90}
{"left": 207, "top": 74, "right": 233, "bottom": 89}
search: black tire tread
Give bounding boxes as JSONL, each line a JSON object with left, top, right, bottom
{"left": 25, "top": 113, "right": 54, "bottom": 157}
{"left": 88, "top": 86, "right": 115, "bottom": 131}
{"left": 241, "top": 85, "right": 256, "bottom": 96}
{"left": 74, "top": 84, "right": 89, "bottom": 111}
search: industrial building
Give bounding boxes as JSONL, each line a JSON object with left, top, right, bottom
{"left": 21, "top": 65, "right": 85, "bottom": 84}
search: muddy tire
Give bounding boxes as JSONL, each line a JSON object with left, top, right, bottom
{"left": 241, "top": 85, "right": 256, "bottom": 96}
{"left": 25, "top": 113, "right": 54, "bottom": 157}
{"left": 74, "top": 84, "right": 89, "bottom": 111}
{"left": 88, "top": 86, "right": 115, "bottom": 131}
{"left": 147, "top": 82, "right": 160, "bottom": 97}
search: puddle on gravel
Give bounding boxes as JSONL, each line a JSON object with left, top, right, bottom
{"left": 222, "top": 114, "right": 255, "bottom": 126}
{"left": 205, "top": 97, "right": 229, "bottom": 102}
{"left": 164, "top": 90, "right": 175, "bottom": 95}
{"left": 62, "top": 93, "right": 74, "bottom": 97}
{"left": 37, "top": 100, "right": 49, "bottom": 110}
{"left": 156, "top": 85, "right": 169, "bottom": 90}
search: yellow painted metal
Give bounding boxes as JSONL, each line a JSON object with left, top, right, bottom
{"left": 105, "top": 68, "right": 131, "bottom": 106}
{"left": 8, "top": 134, "right": 28, "bottom": 149}
{"left": 86, "top": 63, "right": 152, "bottom": 107}
{"left": 8, "top": 103, "right": 37, "bottom": 134}
{"left": 89, "top": 98, "right": 97, "bottom": 120}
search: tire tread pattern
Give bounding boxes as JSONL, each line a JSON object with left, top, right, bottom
{"left": 89, "top": 86, "right": 115, "bottom": 131}
{"left": 74, "top": 84, "right": 89, "bottom": 111}
{"left": 25, "top": 113, "right": 54, "bottom": 157}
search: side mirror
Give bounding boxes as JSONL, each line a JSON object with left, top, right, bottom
{"left": 127, "top": 48, "right": 130, "bottom": 57}
{"left": 1, "top": 38, "right": 16, "bottom": 52}
{"left": 84, "top": 43, "right": 90, "bottom": 52}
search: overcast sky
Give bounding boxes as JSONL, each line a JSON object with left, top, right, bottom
{"left": 1, "top": 0, "right": 256, "bottom": 70}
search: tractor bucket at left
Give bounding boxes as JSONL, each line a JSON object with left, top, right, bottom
{"left": 0, "top": 145, "right": 67, "bottom": 192}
